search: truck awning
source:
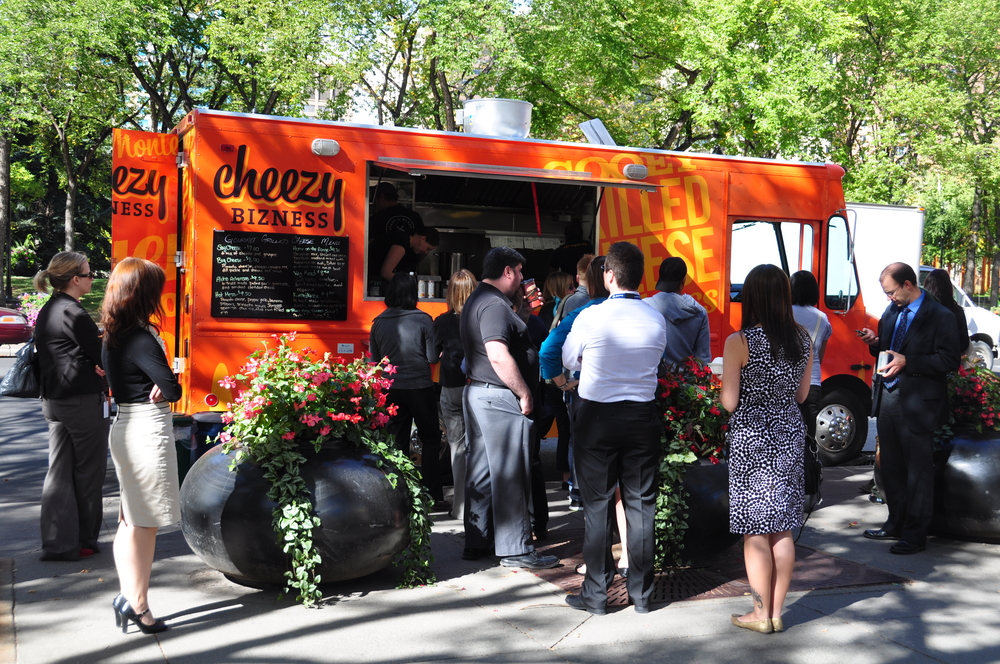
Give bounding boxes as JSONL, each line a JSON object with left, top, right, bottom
{"left": 373, "top": 157, "right": 658, "bottom": 192}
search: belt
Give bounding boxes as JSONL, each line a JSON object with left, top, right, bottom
{"left": 466, "top": 379, "right": 511, "bottom": 391}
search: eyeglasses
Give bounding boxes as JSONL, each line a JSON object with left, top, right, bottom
{"left": 600, "top": 263, "right": 611, "bottom": 272}
{"left": 883, "top": 284, "right": 902, "bottom": 299}
{"left": 76, "top": 272, "right": 95, "bottom": 279}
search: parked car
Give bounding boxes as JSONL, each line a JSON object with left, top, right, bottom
{"left": 0, "top": 307, "right": 32, "bottom": 345}
{"left": 919, "top": 265, "right": 1000, "bottom": 371}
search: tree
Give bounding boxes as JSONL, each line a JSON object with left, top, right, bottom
{"left": 1, "top": 0, "right": 137, "bottom": 251}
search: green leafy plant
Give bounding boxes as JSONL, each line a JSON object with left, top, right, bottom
{"left": 654, "top": 357, "right": 729, "bottom": 568}
{"left": 17, "top": 292, "right": 50, "bottom": 327}
{"left": 219, "top": 332, "right": 435, "bottom": 606}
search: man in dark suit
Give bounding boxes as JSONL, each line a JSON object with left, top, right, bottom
{"left": 858, "top": 262, "right": 960, "bottom": 554}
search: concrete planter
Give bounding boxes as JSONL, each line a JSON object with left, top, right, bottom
{"left": 180, "top": 441, "right": 410, "bottom": 587}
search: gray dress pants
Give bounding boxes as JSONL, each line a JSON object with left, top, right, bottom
{"left": 463, "top": 384, "right": 534, "bottom": 557}
{"left": 40, "top": 393, "right": 110, "bottom": 556}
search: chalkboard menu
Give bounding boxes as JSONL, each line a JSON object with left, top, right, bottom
{"left": 211, "top": 230, "right": 348, "bottom": 320}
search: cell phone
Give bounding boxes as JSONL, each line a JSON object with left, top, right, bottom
{"left": 521, "top": 278, "right": 543, "bottom": 309}
{"left": 855, "top": 329, "right": 865, "bottom": 337}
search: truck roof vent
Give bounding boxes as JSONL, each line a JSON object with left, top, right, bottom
{"left": 463, "top": 99, "right": 532, "bottom": 138}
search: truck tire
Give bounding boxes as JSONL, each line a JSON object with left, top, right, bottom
{"left": 815, "top": 389, "right": 868, "bottom": 466}
{"left": 968, "top": 339, "right": 994, "bottom": 371}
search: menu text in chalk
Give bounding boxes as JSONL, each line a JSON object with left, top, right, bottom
{"left": 211, "top": 230, "right": 348, "bottom": 320}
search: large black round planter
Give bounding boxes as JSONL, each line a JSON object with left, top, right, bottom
{"left": 931, "top": 430, "right": 1000, "bottom": 544}
{"left": 180, "top": 442, "right": 411, "bottom": 587}
{"left": 678, "top": 460, "right": 742, "bottom": 564}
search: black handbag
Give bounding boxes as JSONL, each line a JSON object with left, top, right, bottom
{"left": 0, "top": 339, "right": 39, "bottom": 398}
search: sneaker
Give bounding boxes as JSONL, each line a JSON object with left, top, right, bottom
{"left": 569, "top": 499, "right": 583, "bottom": 512}
{"left": 79, "top": 548, "right": 95, "bottom": 558}
{"left": 499, "top": 551, "right": 560, "bottom": 569}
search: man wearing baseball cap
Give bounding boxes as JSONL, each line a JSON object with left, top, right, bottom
{"left": 644, "top": 256, "right": 711, "bottom": 367}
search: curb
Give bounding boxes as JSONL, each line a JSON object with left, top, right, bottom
{"left": 0, "top": 344, "right": 26, "bottom": 358}
{"left": 0, "top": 558, "right": 15, "bottom": 664}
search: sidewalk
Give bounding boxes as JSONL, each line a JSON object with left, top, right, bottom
{"left": 3, "top": 367, "right": 1000, "bottom": 663}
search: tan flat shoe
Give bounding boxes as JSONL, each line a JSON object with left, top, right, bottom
{"left": 772, "top": 617, "right": 784, "bottom": 632}
{"left": 731, "top": 614, "right": 773, "bottom": 634}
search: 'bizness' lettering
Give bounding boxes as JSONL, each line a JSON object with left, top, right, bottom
{"left": 213, "top": 145, "right": 342, "bottom": 208}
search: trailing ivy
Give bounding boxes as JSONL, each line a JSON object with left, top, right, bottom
{"left": 219, "top": 333, "right": 435, "bottom": 606}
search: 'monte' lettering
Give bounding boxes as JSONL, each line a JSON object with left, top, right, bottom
{"left": 213, "top": 145, "right": 343, "bottom": 209}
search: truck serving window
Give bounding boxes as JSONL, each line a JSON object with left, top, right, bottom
{"left": 729, "top": 221, "right": 813, "bottom": 301}
{"left": 364, "top": 160, "right": 653, "bottom": 301}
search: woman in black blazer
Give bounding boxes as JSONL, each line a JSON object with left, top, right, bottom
{"left": 33, "top": 251, "right": 109, "bottom": 562}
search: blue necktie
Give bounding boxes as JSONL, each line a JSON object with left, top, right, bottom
{"left": 884, "top": 307, "right": 910, "bottom": 392}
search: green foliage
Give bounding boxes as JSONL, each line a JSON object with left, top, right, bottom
{"left": 654, "top": 358, "right": 728, "bottom": 568}
{"left": 219, "top": 333, "right": 435, "bottom": 606}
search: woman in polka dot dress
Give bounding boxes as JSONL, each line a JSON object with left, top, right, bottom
{"left": 721, "top": 264, "right": 812, "bottom": 634}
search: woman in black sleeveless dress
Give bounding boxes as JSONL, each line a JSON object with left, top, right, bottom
{"left": 721, "top": 264, "right": 812, "bottom": 634}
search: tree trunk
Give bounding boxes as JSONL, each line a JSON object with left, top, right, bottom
{"left": 993, "top": 199, "right": 1000, "bottom": 308}
{"left": 965, "top": 186, "right": 982, "bottom": 294}
{"left": 64, "top": 174, "right": 76, "bottom": 251}
{"left": 0, "top": 135, "right": 9, "bottom": 302}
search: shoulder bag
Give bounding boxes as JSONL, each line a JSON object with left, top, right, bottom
{"left": 0, "top": 340, "right": 39, "bottom": 398}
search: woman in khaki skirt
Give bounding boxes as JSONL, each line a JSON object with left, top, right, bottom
{"left": 101, "top": 258, "right": 181, "bottom": 635}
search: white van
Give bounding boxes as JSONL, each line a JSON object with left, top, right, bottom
{"left": 919, "top": 265, "right": 999, "bottom": 370}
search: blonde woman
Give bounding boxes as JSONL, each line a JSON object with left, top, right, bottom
{"left": 102, "top": 258, "right": 181, "bottom": 634}
{"left": 433, "top": 269, "right": 477, "bottom": 519}
{"left": 34, "top": 252, "right": 109, "bottom": 562}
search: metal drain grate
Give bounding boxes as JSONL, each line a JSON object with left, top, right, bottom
{"left": 530, "top": 536, "right": 910, "bottom": 606}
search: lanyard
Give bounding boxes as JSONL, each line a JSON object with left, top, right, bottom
{"left": 609, "top": 292, "right": 641, "bottom": 300}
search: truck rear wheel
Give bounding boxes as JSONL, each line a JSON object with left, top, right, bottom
{"left": 969, "top": 339, "right": 994, "bottom": 371}
{"left": 815, "top": 389, "right": 868, "bottom": 466}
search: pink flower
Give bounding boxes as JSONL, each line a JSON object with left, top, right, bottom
{"left": 221, "top": 412, "right": 234, "bottom": 424}
{"left": 307, "top": 393, "right": 317, "bottom": 402}
{"left": 300, "top": 413, "right": 323, "bottom": 427}
{"left": 219, "top": 376, "right": 238, "bottom": 390}
{"left": 319, "top": 426, "right": 331, "bottom": 436}
{"left": 293, "top": 384, "right": 306, "bottom": 393}
{"left": 219, "top": 431, "right": 233, "bottom": 443}
{"left": 282, "top": 431, "right": 296, "bottom": 440}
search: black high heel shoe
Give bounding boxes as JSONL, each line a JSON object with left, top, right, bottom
{"left": 114, "top": 596, "right": 168, "bottom": 635}
{"left": 112, "top": 594, "right": 126, "bottom": 628}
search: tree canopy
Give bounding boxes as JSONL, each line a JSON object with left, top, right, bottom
{"left": 1, "top": 0, "right": 998, "bottom": 300}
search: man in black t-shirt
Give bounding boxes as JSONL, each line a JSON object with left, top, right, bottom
{"left": 369, "top": 182, "right": 424, "bottom": 240}
{"left": 367, "top": 227, "right": 439, "bottom": 295}
{"left": 459, "top": 247, "right": 558, "bottom": 570}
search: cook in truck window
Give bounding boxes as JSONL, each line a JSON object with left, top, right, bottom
{"left": 368, "top": 226, "right": 440, "bottom": 294}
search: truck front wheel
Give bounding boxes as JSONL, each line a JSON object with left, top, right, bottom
{"left": 815, "top": 389, "right": 868, "bottom": 466}
{"left": 968, "top": 339, "right": 994, "bottom": 371}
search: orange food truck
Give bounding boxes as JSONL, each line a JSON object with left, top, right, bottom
{"left": 110, "top": 107, "right": 877, "bottom": 465}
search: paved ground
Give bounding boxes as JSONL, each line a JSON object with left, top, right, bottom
{"left": 3, "top": 355, "right": 1000, "bottom": 664}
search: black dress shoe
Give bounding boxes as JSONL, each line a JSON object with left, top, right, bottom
{"left": 626, "top": 596, "right": 649, "bottom": 613}
{"left": 890, "top": 540, "right": 925, "bottom": 555}
{"left": 863, "top": 529, "right": 900, "bottom": 541}
{"left": 461, "top": 547, "right": 492, "bottom": 561}
{"left": 39, "top": 550, "right": 80, "bottom": 562}
{"left": 533, "top": 525, "right": 548, "bottom": 541}
{"left": 565, "top": 593, "right": 606, "bottom": 615}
